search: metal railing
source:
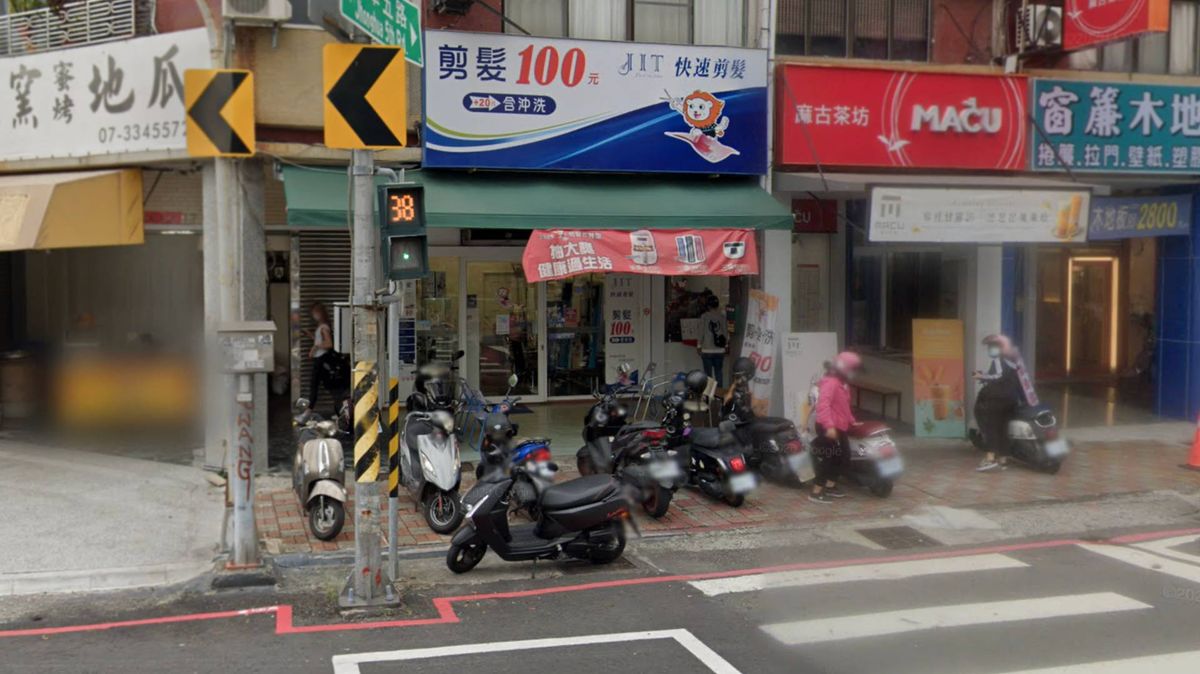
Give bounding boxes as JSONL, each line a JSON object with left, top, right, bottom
{"left": 1, "top": 0, "right": 137, "bottom": 57}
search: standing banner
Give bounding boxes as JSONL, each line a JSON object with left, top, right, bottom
{"left": 0, "top": 29, "right": 209, "bottom": 162}
{"left": 1063, "top": 0, "right": 1169, "bottom": 51}
{"left": 605, "top": 274, "right": 642, "bottom": 384}
{"left": 424, "top": 30, "right": 768, "bottom": 174}
{"left": 741, "top": 290, "right": 780, "bottom": 416}
{"left": 782, "top": 332, "right": 839, "bottom": 433}
{"left": 1088, "top": 194, "right": 1192, "bottom": 240}
{"left": 869, "top": 186, "right": 1090, "bottom": 243}
{"left": 523, "top": 229, "right": 758, "bottom": 282}
{"left": 912, "top": 319, "right": 966, "bottom": 438}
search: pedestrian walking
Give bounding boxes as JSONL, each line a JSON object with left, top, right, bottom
{"left": 306, "top": 302, "right": 339, "bottom": 411}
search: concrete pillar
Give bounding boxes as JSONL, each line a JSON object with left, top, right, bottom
{"left": 965, "top": 245, "right": 1004, "bottom": 427}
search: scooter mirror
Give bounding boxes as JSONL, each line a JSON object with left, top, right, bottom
{"left": 507, "top": 373, "right": 519, "bottom": 388}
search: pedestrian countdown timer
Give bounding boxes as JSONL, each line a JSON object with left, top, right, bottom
{"left": 378, "top": 184, "right": 429, "bottom": 280}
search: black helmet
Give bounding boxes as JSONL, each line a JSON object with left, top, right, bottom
{"left": 732, "top": 357, "right": 755, "bottom": 379}
{"left": 684, "top": 369, "right": 709, "bottom": 393}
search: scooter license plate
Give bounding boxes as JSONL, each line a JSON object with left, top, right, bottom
{"left": 877, "top": 456, "right": 904, "bottom": 478}
{"left": 649, "top": 461, "right": 682, "bottom": 481}
{"left": 1044, "top": 439, "right": 1069, "bottom": 458}
{"left": 788, "top": 453, "right": 816, "bottom": 483}
{"left": 728, "top": 472, "right": 757, "bottom": 494}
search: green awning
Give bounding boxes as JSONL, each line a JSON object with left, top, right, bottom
{"left": 282, "top": 167, "right": 792, "bottom": 230}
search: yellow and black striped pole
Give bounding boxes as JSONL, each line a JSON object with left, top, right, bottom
{"left": 352, "top": 361, "right": 381, "bottom": 483}
{"left": 388, "top": 377, "right": 400, "bottom": 497}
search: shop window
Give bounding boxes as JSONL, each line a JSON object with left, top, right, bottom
{"left": 504, "top": 0, "right": 746, "bottom": 46}
{"left": 849, "top": 250, "right": 961, "bottom": 353}
{"left": 776, "top": 0, "right": 929, "bottom": 61}
{"left": 1097, "top": 0, "right": 1199, "bottom": 74}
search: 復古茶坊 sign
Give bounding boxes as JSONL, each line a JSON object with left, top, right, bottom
{"left": 775, "top": 65, "right": 1028, "bottom": 171}
{"left": 1088, "top": 194, "right": 1192, "bottom": 240}
{"left": 1032, "top": 79, "right": 1200, "bottom": 174}
{"left": 1063, "top": 0, "right": 1169, "bottom": 51}
{"left": 423, "top": 31, "right": 768, "bottom": 174}
{"left": 0, "top": 29, "right": 209, "bottom": 163}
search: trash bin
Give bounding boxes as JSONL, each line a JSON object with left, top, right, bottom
{"left": 0, "top": 351, "right": 36, "bottom": 426}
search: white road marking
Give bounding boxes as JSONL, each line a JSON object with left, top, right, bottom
{"left": 689, "top": 553, "right": 1028, "bottom": 597}
{"left": 760, "top": 592, "right": 1150, "bottom": 646}
{"left": 995, "top": 649, "right": 1200, "bottom": 673}
{"left": 330, "top": 629, "right": 742, "bottom": 674}
{"left": 1130, "top": 535, "right": 1200, "bottom": 566}
{"left": 1079, "top": 543, "right": 1200, "bottom": 585}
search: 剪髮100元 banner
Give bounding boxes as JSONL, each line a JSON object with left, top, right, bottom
{"left": 423, "top": 30, "right": 768, "bottom": 174}
{"left": 912, "top": 319, "right": 965, "bottom": 439}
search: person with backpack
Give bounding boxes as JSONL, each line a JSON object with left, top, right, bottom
{"left": 698, "top": 295, "right": 728, "bottom": 387}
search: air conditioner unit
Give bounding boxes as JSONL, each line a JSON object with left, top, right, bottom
{"left": 1020, "top": 3, "right": 1063, "bottom": 50}
{"left": 224, "top": 0, "right": 292, "bottom": 25}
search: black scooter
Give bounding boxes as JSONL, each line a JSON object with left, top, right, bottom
{"left": 724, "top": 359, "right": 813, "bottom": 485}
{"left": 662, "top": 371, "right": 758, "bottom": 508}
{"left": 447, "top": 463, "right": 630, "bottom": 574}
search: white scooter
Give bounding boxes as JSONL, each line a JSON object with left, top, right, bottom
{"left": 292, "top": 398, "right": 349, "bottom": 541}
{"left": 399, "top": 408, "right": 463, "bottom": 534}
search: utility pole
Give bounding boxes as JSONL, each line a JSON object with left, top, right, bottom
{"left": 340, "top": 148, "right": 397, "bottom": 608}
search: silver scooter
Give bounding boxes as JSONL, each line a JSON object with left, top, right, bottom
{"left": 400, "top": 408, "right": 463, "bottom": 534}
{"left": 292, "top": 398, "right": 348, "bottom": 541}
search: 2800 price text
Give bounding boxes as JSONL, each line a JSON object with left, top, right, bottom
{"left": 97, "top": 121, "right": 184, "bottom": 144}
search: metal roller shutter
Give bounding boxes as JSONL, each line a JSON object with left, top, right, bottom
{"left": 295, "top": 231, "right": 350, "bottom": 409}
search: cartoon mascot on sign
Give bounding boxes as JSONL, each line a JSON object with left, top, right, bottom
{"left": 664, "top": 90, "right": 740, "bottom": 163}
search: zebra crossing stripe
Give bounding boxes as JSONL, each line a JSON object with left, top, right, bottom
{"left": 994, "top": 650, "right": 1200, "bottom": 673}
{"left": 1078, "top": 543, "right": 1200, "bottom": 584}
{"left": 388, "top": 377, "right": 400, "bottom": 497}
{"left": 352, "top": 361, "right": 380, "bottom": 483}
{"left": 689, "top": 553, "right": 1028, "bottom": 597}
{"left": 760, "top": 592, "right": 1150, "bottom": 646}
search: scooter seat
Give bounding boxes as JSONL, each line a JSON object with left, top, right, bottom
{"left": 615, "top": 421, "right": 663, "bottom": 438}
{"left": 748, "top": 417, "right": 794, "bottom": 435}
{"left": 540, "top": 475, "right": 619, "bottom": 511}
{"left": 690, "top": 426, "right": 739, "bottom": 449}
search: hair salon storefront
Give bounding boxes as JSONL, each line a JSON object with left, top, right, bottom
{"left": 282, "top": 31, "right": 791, "bottom": 404}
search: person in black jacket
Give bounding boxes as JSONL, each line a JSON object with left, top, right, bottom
{"left": 974, "top": 334, "right": 1022, "bottom": 472}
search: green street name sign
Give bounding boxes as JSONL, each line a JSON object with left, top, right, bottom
{"left": 339, "top": 0, "right": 423, "bottom": 67}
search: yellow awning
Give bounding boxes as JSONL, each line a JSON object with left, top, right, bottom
{"left": 0, "top": 169, "right": 143, "bottom": 252}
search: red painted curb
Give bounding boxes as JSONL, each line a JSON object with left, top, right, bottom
{"left": 4, "top": 526, "right": 1199, "bottom": 640}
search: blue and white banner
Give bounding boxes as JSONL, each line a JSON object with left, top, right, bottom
{"left": 423, "top": 30, "right": 768, "bottom": 174}
{"left": 1088, "top": 194, "right": 1192, "bottom": 240}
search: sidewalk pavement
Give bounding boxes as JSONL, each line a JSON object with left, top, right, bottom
{"left": 256, "top": 424, "right": 1200, "bottom": 557}
{"left": 0, "top": 440, "right": 225, "bottom": 597}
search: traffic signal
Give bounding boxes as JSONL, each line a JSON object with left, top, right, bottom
{"left": 378, "top": 184, "right": 429, "bottom": 280}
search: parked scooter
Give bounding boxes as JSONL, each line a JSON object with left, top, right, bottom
{"left": 661, "top": 370, "right": 758, "bottom": 507}
{"left": 447, "top": 462, "right": 630, "bottom": 574}
{"left": 805, "top": 376, "right": 904, "bottom": 497}
{"left": 400, "top": 352, "right": 467, "bottom": 534}
{"left": 724, "top": 357, "right": 814, "bottom": 485}
{"left": 292, "top": 398, "right": 348, "bottom": 541}
{"left": 969, "top": 404, "right": 1068, "bottom": 474}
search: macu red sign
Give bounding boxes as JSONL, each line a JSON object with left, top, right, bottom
{"left": 1063, "top": 0, "right": 1169, "bottom": 51}
{"left": 522, "top": 229, "right": 758, "bottom": 283}
{"left": 776, "top": 65, "right": 1028, "bottom": 171}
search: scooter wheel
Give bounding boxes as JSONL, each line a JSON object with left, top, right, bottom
{"left": 308, "top": 496, "right": 345, "bottom": 541}
{"left": 446, "top": 540, "right": 487, "bottom": 574}
{"left": 642, "top": 486, "right": 673, "bottom": 519}
{"left": 722, "top": 493, "right": 746, "bottom": 508}
{"left": 589, "top": 526, "right": 626, "bottom": 565}
{"left": 869, "top": 480, "right": 894, "bottom": 498}
{"left": 1042, "top": 459, "right": 1062, "bottom": 475}
{"left": 424, "top": 491, "right": 464, "bottom": 534}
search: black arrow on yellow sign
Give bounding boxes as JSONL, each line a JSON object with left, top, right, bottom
{"left": 184, "top": 69, "right": 255, "bottom": 158}
{"left": 324, "top": 44, "right": 408, "bottom": 150}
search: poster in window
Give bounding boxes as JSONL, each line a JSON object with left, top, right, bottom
{"left": 912, "top": 319, "right": 966, "bottom": 438}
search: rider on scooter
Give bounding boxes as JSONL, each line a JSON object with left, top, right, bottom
{"left": 974, "top": 334, "right": 1027, "bottom": 472}
{"left": 811, "top": 351, "right": 861, "bottom": 504}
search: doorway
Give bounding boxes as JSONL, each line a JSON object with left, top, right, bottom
{"left": 1035, "top": 249, "right": 1120, "bottom": 379}
{"left": 465, "top": 260, "right": 540, "bottom": 398}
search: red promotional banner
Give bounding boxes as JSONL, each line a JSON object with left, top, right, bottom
{"left": 1063, "top": 0, "right": 1169, "bottom": 51}
{"left": 776, "top": 65, "right": 1027, "bottom": 171}
{"left": 522, "top": 229, "right": 758, "bottom": 283}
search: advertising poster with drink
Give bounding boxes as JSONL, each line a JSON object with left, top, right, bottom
{"left": 912, "top": 319, "right": 966, "bottom": 438}
{"left": 741, "top": 290, "right": 780, "bottom": 416}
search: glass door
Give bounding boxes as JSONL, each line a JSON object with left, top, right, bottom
{"left": 465, "top": 261, "right": 540, "bottom": 398}
{"left": 545, "top": 273, "right": 606, "bottom": 397}
{"left": 1067, "top": 257, "right": 1119, "bottom": 377}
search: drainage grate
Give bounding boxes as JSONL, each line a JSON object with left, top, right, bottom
{"left": 856, "top": 526, "right": 942, "bottom": 550}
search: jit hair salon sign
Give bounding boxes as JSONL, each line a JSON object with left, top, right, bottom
{"left": 776, "top": 65, "right": 1027, "bottom": 171}
{"left": 1063, "top": 0, "right": 1170, "bottom": 51}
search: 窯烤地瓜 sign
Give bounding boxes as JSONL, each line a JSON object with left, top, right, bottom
{"left": 0, "top": 29, "right": 209, "bottom": 163}
{"left": 1063, "top": 0, "right": 1169, "bottom": 51}
{"left": 1087, "top": 194, "right": 1192, "bottom": 240}
{"left": 423, "top": 30, "right": 768, "bottom": 174}
{"left": 775, "top": 64, "right": 1028, "bottom": 171}
{"left": 1032, "top": 79, "right": 1200, "bottom": 174}
{"left": 869, "top": 186, "right": 1091, "bottom": 243}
